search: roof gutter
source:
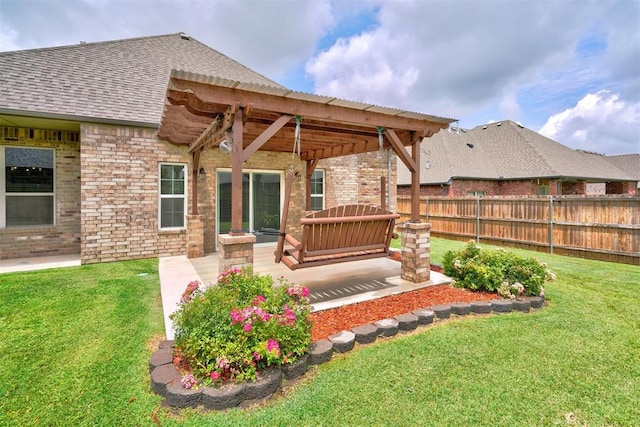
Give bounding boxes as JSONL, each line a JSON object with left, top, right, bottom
{"left": 0, "top": 108, "right": 159, "bottom": 129}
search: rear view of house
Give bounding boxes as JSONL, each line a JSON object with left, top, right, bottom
{"left": 1, "top": 33, "right": 450, "bottom": 263}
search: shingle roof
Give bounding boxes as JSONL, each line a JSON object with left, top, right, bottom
{"left": 602, "top": 154, "right": 640, "bottom": 181}
{"left": 398, "top": 120, "right": 636, "bottom": 185}
{"left": 0, "top": 33, "right": 283, "bottom": 126}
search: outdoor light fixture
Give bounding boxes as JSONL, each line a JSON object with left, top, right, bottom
{"left": 219, "top": 131, "right": 233, "bottom": 154}
{"left": 198, "top": 167, "right": 206, "bottom": 180}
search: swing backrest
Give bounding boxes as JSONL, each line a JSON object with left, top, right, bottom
{"left": 276, "top": 204, "right": 399, "bottom": 270}
{"left": 302, "top": 205, "right": 398, "bottom": 256}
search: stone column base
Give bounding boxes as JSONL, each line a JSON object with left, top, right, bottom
{"left": 186, "top": 215, "right": 204, "bottom": 259}
{"left": 218, "top": 233, "right": 256, "bottom": 273}
{"left": 400, "top": 222, "right": 431, "bottom": 283}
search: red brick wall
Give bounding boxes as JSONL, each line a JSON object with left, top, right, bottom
{"left": 606, "top": 181, "right": 638, "bottom": 195}
{"left": 399, "top": 178, "right": 598, "bottom": 197}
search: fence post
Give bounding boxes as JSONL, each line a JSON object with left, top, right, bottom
{"left": 476, "top": 196, "right": 481, "bottom": 243}
{"left": 549, "top": 196, "right": 554, "bottom": 254}
{"left": 425, "top": 196, "right": 429, "bottom": 222}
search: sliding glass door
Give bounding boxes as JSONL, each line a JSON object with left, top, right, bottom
{"left": 217, "top": 170, "right": 282, "bottom": 244}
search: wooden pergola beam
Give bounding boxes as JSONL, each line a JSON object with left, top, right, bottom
{"left": 169, "top": 80, "right": 446, "bottom": 134}
{"left": 242, "top": 114, "right": 293, "bottom": 162}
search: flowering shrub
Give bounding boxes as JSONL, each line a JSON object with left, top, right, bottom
{"left": 442, "top": 241, "right": 554, "bottom": 297}
{"left": 170, "top": 268, "right": 312, "bottom": 385}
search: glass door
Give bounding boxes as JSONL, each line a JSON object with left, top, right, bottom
{"left": 252, "top": 173, "right": 281, "bottom": 243}
{"left": 217, "top": 171, "right": 281, "bottom": 245}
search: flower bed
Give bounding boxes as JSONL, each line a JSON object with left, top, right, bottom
{"left": 150, "top": 263, "right": 549, "bottom": 410}
{"left": 149, "top": 290, "right": 546, "bottom": 410}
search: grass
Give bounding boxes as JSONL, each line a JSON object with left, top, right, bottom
{"left": 1, "top": 240, "right": 638, "bottom": 426}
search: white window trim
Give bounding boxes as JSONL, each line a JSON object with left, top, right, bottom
{"left": 1, "top": 146, "right": 56, "bottom": 229}
{"left": 310, "top": 169, "right": 325, "bottom": 210}
{"left": 158, "top": 163, "right": 188, "bottom": 230}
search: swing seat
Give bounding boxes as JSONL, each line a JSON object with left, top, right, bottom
{"left": 276, "top": 205, "right": 400, "bottom": 270}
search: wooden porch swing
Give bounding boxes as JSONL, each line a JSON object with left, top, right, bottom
{"left": 274, "top": 171, "right": 400, "bottom": 270}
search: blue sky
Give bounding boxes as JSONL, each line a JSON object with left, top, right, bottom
{"left": 0, "top": 0, "right": 638, "bottom": 155}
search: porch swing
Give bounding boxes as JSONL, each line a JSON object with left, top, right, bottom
{"left": 274, "top": 120, "right": 400, "bottom": 270}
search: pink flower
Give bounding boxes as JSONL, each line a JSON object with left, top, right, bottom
{"left": 266, "top": 339, "right": 281, "bottom": 357}
{"left": 252, "top": 295, "right": 266, "bottom": 305}
{"left": 243, "top": 323, "right": 252, "bottom": 332}
{"left": 210, "top": 371, "right": 220, "bottom": 382}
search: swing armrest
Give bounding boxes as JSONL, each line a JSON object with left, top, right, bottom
{"left": 284, "top": 234, "right": 303, "bottom": 251}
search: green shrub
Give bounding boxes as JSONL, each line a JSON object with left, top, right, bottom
{"left": 443, "top": 241, "right": 555, "bottom": 297}
{"left": 170, "top": 268, "right": 312, "bottom": 386}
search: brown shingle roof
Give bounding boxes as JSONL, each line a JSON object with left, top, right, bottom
{"left": 602, "top": 154, "right": 640, "bottom": 181}
{"left": 398, "top": 120, "right": 635, "bottom": 185}
{"left": 0, "top": 33, "right": 283, "bottom": 126}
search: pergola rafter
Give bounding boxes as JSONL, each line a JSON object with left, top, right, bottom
{"left": 158, "top": 70, "right": 455, "bottom": 231}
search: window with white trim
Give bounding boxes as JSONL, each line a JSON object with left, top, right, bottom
{"left": 159, "top": 163, "right": 186, "bottom": 229}
{"left": 1, "top": 146, "right": 55, "bottom": 227}
{"left": 310, "top": 169, "right": 324, "bottom": 211}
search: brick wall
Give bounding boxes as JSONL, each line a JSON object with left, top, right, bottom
{"left": 80, "top": 124, "right": 190, "bottom": 263}
{"left": 319, "top": 150, "right": 396, "bottom": 212}
{"left": 1, "top": 127, "right": 81, "bottom": 259}
{"left": 398, "top": 178, "right": 587, "bottom": 197}
{"left": 606, "top": 181, "right": 638, "bottom": 195}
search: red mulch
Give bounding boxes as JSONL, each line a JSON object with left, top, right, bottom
{"left": 309, "top": 253, "right": 495, "bottom": 341}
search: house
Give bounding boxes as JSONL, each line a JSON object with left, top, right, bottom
{"left": 397, "top": 120, "right": 638, "bottom": 197}
{"left": 602, "top": 154, "right": 640, "bottom": 191}
{"left": 1, "top": 33, "right": 451, "bottom": 266}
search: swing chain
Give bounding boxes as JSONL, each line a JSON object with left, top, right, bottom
{"left": 293, "top": 115, "right": 302, "bottom": 159}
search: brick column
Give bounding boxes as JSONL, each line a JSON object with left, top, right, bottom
{"left": 400, "top": 222, "right": 431, "bottom": 283}
{"left": 186, "top": 215, "right": 204, "bottom": 259}
{"left": 218, "top": 234, "right": 256, "bottom": 273}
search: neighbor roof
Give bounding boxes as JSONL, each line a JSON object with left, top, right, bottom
{"left": 602, "top": 154, "right": 640, "bottom": 181}
{"left": 398, "top": 120, "right": 635, "bottom": 185}
{"left": 0, "top": 33, "right": 282, "bottom": 127}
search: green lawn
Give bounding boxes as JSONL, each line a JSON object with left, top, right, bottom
{"left": 1, "top": 240, "right": 638, "bottom": 426}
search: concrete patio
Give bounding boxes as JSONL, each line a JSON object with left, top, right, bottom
{"left": 1, "top": 244, "right": 451, "bottom": 340}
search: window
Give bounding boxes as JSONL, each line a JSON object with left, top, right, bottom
{"left": 1, "top": 147, "right": 55, "bottom": 227}
{"left": 159, "top": 164, "right": 186, "bottom": 229}
{"left": 466, "top": 191, "right": 485, "bottom": 197}
{"left": 310, "top": 169, "right": 324, "bottom": 210}
{"left": 537, "top": 186, "right": 549, "bottom": 195}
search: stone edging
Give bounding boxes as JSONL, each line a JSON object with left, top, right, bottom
{"left": 149, "top": 296, "right": 546, "bottom": 410}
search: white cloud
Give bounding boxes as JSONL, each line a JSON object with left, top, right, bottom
{"left": 305, "top": 30, "right": 420, "bottom": 107}
{"left": 539, "top": 91, "right": 640, "bottom": 155}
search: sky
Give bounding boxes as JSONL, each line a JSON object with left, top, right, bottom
{"left": 0, "top": 0, "right": 639, "bottom": 155}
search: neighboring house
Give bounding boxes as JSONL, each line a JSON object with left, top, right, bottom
{"left": 1, "top": 33, "right": 435, "bottom": 262}
{"left": 397, "top": 120, "right": 638, "bottom": 197}
{"left": 602, "top": 153, "right": 640, "bottom": 191}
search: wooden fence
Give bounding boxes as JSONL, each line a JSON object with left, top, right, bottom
{"left": 397, "top": 196, "right": 640, "bottom": 265}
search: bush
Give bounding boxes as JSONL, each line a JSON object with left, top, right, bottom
{"left": 170, "top": 268, "right": 313, "bottom": 385}
{"left": 443, "top": 241, "right": 554, "bottom": 298}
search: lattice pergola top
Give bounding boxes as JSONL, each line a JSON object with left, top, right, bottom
{"left": 158, "top": 70, "right": 455, "bottom": 161}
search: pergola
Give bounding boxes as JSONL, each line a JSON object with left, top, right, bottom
{"left": 158, "top": 70, "right": 454, "bottom": 237}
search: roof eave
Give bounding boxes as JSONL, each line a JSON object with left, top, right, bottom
{"left": 0, "top": 108, "right": 159, "bottom": 129}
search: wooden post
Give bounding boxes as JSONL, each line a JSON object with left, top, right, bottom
{"left": 305, "top": 159, "right": 318, "bottom": 211}
{"left": 191, "top": 150, "right": 200, "bottom": 215}
{"left": 411, "top": 132, "right": 420, "bottom": 222}
{"left": 230, "top": 107, "right": 244, "bottom": 236}
{"left": 381, "top": 176, "right": 387, "bottom": 210}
